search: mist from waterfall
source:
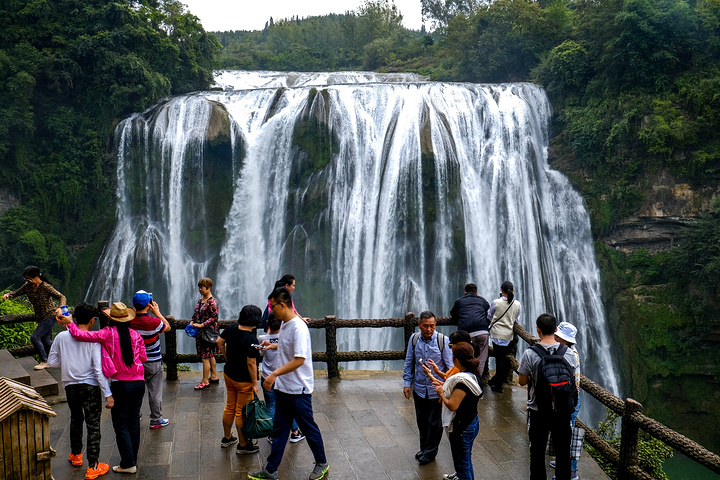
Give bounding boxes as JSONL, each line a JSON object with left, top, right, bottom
{"left": 89, "top": 71, "right": 621, "bottom": 421}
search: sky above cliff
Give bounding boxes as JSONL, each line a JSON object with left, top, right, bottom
{"left": 181, "top": 0, "right": 424, "bottom": 32}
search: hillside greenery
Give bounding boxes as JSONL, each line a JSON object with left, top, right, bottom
{"left": 0, "top": 0, "right": 219, "bottom": 296}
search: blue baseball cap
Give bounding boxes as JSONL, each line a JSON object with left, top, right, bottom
{"left": 133, "top": 290, "right": 152, "bottom": 308}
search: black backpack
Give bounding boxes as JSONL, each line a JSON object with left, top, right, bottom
{"left": 530, "top": 344, "right": 578, "bottom": 414}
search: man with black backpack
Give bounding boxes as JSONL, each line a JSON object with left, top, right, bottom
{"left": 518, "top": 313, "right": 579, "bottom": 480}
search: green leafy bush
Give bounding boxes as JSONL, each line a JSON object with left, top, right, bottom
{"left": 0, "top": 293, "right": 35, "bottom": 350}
{"left": 587, "top": 409, "right": 673, "bottom": 480}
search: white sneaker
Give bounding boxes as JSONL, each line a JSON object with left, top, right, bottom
{"left": 443, "top": 473, "right": 458, "bottom": 480}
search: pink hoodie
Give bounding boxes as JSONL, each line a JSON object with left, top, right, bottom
{"left": 68, "top": 322, "right": 146, "bottom": 381}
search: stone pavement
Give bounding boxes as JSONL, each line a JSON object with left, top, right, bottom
{"left": 48, "top": 370, "right": 609, "bottom": 480}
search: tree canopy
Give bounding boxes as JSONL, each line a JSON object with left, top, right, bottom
{"left": 0, "top": 0, "right": 219, "bottom": 293}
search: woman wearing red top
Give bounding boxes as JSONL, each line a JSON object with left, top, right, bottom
{"left": 190, "top": 277, "right": 220, "bottom": 390}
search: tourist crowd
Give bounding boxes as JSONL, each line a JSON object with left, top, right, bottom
{"left": 3, "top": 266, "right": 583, "bottom": 480}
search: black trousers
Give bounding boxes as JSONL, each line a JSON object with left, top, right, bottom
{"left": 66, "top": 383, "right": 103, "bottom": 465}
{"left": 528, "top": 409, "right": 571, "bottom": 480}
{"left": 413, "top": 391, "right": 443, "bottom": 459}
{"left": 492, "top": 343, "right": 511, "bottom": 384}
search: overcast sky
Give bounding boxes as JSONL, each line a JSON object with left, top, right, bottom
{"left": 180, "top": 0, "right": 424, "bottom": 33}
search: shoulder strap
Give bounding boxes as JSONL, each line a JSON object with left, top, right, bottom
{"left": 530, "top": 343, "right": 547, "bottom": 358}
{"left": 488, "top": 299, "right": 514, "bottom": 331}
{"left": 437, "top": 333, "right": 445, "bottom": 353}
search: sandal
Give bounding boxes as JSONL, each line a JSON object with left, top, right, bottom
{"left": 209, "top": 378, "right": 220, "bottom": 384}
{"left": 194, "top": 382, "right": 209, "bottom": 390}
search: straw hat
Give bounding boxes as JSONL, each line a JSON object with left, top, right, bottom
{"left": 102, "top": 302, "right": 136, "bottom": 322}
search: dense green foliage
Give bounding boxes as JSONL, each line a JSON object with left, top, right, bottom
{"left": 587, "top": 409, "right": 673, "bottom": 480}
{"left": 0, "top": 293, "right": 35, "bottom": 349}
{"left": 214, "top": 0, "right": 437, "bottom": 73}
{"left": 0, "top": 0, "right": 219, "bottom": 295}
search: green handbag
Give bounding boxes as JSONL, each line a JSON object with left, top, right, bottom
{"left": 241, "top": 395, "right": 273, "bottom": 439}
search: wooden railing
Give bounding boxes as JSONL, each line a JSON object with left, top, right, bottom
{"left": 3, "top": 309, "right": 719, "bottom": 478}
{"left": 512, "top": 322, "right": 720, "bottom": 478}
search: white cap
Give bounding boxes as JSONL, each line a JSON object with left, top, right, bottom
{"left": 555, "top": 322, "right": 578, "bottom": 344}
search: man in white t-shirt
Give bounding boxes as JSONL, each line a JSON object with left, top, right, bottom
{"left": 48, "top": 302, "right": 113, "bottom": 480}
{"left": 249, "top": 287, "right": 328, "bottom": 480}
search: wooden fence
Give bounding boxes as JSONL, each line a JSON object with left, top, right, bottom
{"left": 2, "top": 309, "right": 719, "bottom": 478}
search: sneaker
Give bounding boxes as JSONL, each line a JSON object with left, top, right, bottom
{"left": 248, "top": 467, "right": 279, "bottom": 480}
{"left": 111, "top": 465, "right": 137, "bottom": 474}
{"left": 85, "top": 462, "right": 109, "bottom": 479}
{"left": 149, "top": 418, "right": 169, "bottom": 429}
{"left": 443, "top": 473, "right": 458, "bottom": 480}
{"left": 34, "top": 362, "right": 49, "bottom": 370}
{"left": 571, "top": 473, "right": 579, "bottom": 480}
{"left": 309, "top": 462, "right": 329, "bottom": 480}
{"left": 290, "top": 430, "right": 305, "bottom": 443}
{"left": 236, "top": 442, "right": 260, "bottom": 454}
{"left": 267, "top": 435, "right": 273, "bottom": 444}
{"left": 221, "top": 435, "right": 238, "bottom": 448}
{"left": 550, "top": 460, "right": 556, "bottom": 468}
{"left": 69, "top": 452, "right": 83, "bottom": 466}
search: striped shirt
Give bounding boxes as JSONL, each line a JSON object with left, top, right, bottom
{"left": 129, "top": 313, "right": 166, "bottom": 363}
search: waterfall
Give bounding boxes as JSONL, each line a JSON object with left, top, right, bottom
{"left": 89, "top": 71, "right": 621, "bottom": 420}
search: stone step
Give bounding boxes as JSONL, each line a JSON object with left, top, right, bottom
{"left": 0, "top": 348, "right": 31, "bottom": 385}
{"left": 16, "top": 356, "right": 59, "bottom": 397}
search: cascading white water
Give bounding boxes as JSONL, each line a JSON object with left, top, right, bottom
{"left": 90, "top": 71, "right": 621, "bottom": 420}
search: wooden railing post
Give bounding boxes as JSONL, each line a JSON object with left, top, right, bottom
{"left": 165, "top": 315, "right": 178, "bottom": 381}
{"left": 404, "top": 312, "right": 416, "bottom": 350}
{"left": 97, "top": 301, "right": 109, "bottom": 329}
{"left": 325, "top": 315, "right": 339, "bottom": 379}
{"left": 620, "top": 398, "right": 643, "bottom": 479}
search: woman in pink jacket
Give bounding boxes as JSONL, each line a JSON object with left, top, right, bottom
{"left": 66, "top": 302, "right": 146, "bottom": 474}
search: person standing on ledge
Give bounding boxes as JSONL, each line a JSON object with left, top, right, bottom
{"left": 450, "top": 283, "right": 491, "bottom": 378}
{"left": 249, "top": 287, "right": 328, "bottom": 480}
{"left": 403, "top": 311, "right": 453, "bottom": 465}
{"left": 2, "top": 265, "right": 66, "bottom": 370}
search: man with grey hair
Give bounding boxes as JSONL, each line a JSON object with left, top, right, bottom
{"left": 403, "top": 311, "right": 453, "bottom": 465}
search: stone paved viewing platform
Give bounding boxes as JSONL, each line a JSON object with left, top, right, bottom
{"left": 48, "top": 370, "right": 609, "bottom": 480}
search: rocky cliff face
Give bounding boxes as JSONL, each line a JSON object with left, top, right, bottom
{"left": 600, "top": 173, "right": 720, "bottom": 252}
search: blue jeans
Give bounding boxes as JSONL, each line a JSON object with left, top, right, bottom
{"left": 262, "top": 381, "right": 299, "bottom": 433}
{"left": 266, "top": 392, "right": 326, "bottom": 473}
{"left": 570, "top": 395, "right": 581, "bottom": 472}
{"left": 32, "top": 316, "right": 55, "bottom": 362}
{"left": 110, "top": 380, "right": 145, "bottom": 468}
{"left": 449, "top": 416, "right": 479, "bottom": 480}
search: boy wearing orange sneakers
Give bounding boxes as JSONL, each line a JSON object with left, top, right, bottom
{"left": 49, "top": 302, "right": 114, "bottom": 479}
